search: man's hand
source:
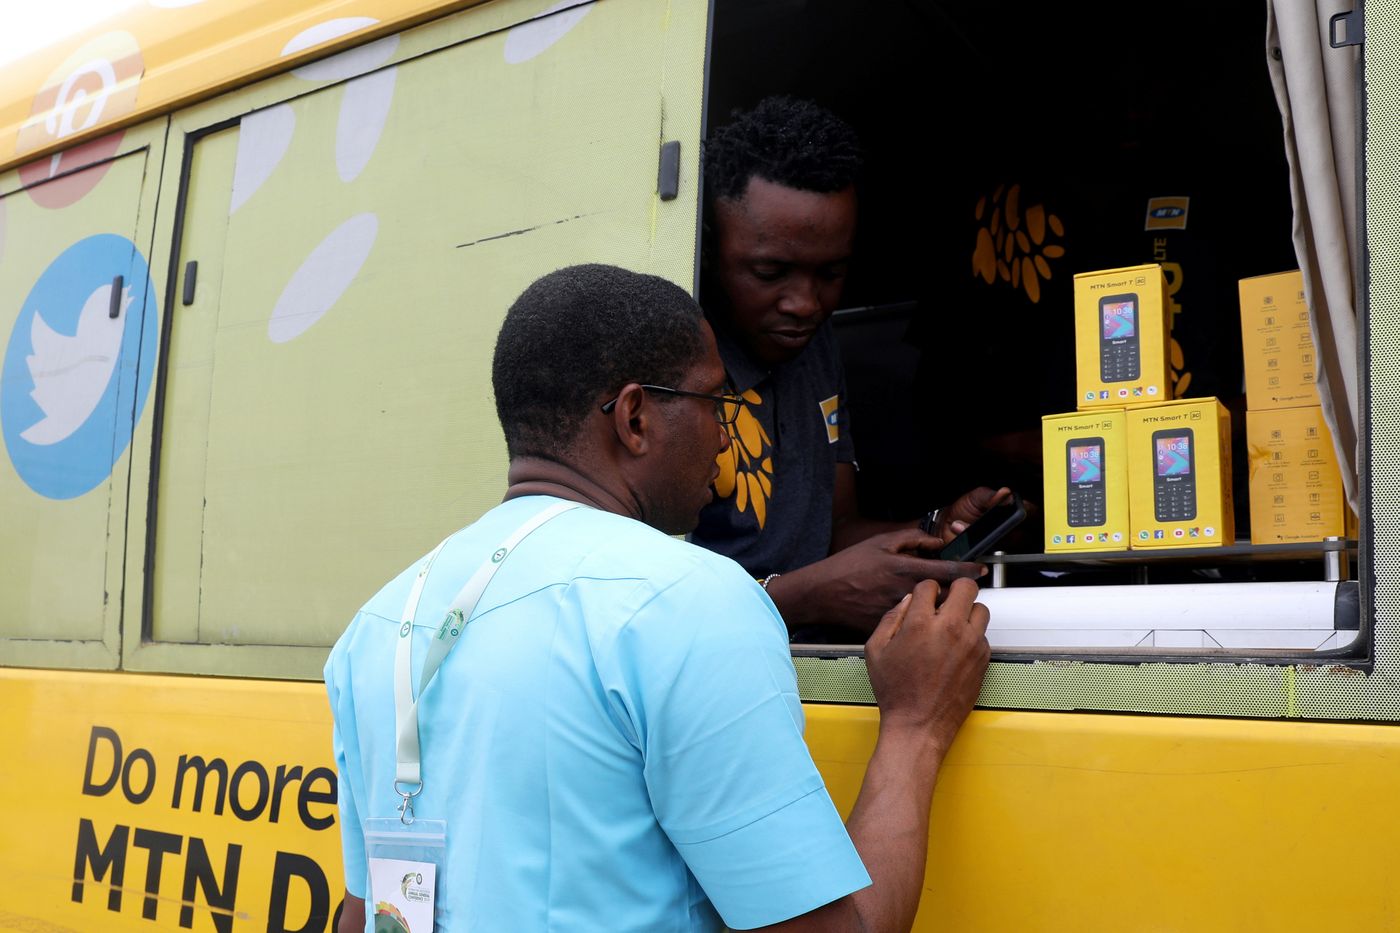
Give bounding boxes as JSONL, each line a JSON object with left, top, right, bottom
{"left": 865, "top": 578, "right": 991, "bottom": 753}
{"left": 755, "top": 579, "right": 991, "bottom": 933}
{"left": 338, "top": 893, "right": 364, "bottom": 933}
{"left": 848, "top": 577, "right": 989, "bottom": 931}
{"left": 765, "top": 528, "right": 984, "bottom": 633}
{"left": 933, "top": 486, "right": 1012, "bottom": 539}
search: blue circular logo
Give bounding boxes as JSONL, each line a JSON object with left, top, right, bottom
{"left": 2, "top": 235, "right": 158, "bottom": 499}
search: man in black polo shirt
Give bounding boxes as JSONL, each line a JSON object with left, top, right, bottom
{"left": 690, "top": 97, "right": 1007, "bottom": 635}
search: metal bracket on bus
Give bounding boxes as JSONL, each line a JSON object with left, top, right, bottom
{"left": 990, "top": 551, "right": 1007, "bottom": 588}
{"left": 1330, "top": 10, "right": 1362, "bottom": 48}
{"left": 1324, "top": 536, "right": 1351, "bottom": 581}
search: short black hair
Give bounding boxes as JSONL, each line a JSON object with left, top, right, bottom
{"left": 492, "top": 264, "right": 705, "bottom": 459}
{"left": 703, "top": 96, "right": 863, "bottom": 202}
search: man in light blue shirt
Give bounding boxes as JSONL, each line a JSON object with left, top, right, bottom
{"left": 328, "top": 264, "right": 991, "bottom": 931}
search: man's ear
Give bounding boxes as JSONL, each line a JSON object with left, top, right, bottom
{"left": 605, "top": 383, "right": 652, "bottom": 457}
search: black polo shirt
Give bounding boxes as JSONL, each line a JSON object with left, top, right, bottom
{"left": 689, "top": 319, "right": 856, "bottom": 577}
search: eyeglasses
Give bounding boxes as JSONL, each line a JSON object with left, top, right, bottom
{"left": 600, "top": 384, "right": 747, "bottom": 427}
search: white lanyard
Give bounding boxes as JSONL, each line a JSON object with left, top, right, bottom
{"left": 392, "top": 500, "right": 580, "bottom": 822}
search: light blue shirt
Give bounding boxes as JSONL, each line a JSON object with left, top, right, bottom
{"left": 326, "top": 496, "right": 870, "bottom": 931}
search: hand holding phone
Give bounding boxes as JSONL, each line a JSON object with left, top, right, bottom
{"left": 938, "top": 491, "right": 1026, "bottom": 561}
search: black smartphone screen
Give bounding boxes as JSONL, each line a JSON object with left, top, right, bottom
{"left": 939, "top": 493, "right": 1026, "bottom": 561}
{"left": 1066, "top": 437, "right": 1106, "bottom": 527}
{"left": 1152, "top": 429, "right": 1197, "bottom": 522}
{"left": 1099, "top": 293, "right": 1141, "bottom": 383}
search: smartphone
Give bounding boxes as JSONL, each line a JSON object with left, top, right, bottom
{"left": 1152, "top": 428, "right": 1197, "bottom": 522}
{"left": 1066, "top": 437, "right": 1106, "bottom": 528}
{"left": 1099, "top": 293, "right": 1141, "bottom": 383}
{"left": 939, "top": 492, "right": 1026, "bottom": 562}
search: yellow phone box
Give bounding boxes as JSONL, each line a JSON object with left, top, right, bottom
{"left": 1246, "top": 406, "right": 1347, "bottom": 543}
{"left": 1126, "top": 398, "right": 1234, "bottom": 548}
{"left": 1238, "top": 270, "right": 1320, "bottom": 410}
{"left": 1073, "top": 264, "right": 1171, "bottom": 410}
{"left": 1042, "top": 410, "right": 1129, "bottom": 552}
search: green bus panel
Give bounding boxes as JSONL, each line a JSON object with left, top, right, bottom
{"left": 133, "top": 0, "right": 708, "bottom": 676}
{"left": 0, "top": 141, "right": 161, "bottom": 669}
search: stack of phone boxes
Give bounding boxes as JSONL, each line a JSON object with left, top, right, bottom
{"left": 1239, "top": 271, "right": 1349, "bottom": 543}
{"left": 1043, "top": 263, "right": 1234, "bottom": 551}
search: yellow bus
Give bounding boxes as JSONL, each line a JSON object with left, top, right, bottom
{"left": 2, "top": 0, "right": 1398, "bottom": 930}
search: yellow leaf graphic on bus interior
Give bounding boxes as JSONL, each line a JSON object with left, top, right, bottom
{"left": 714, "top": 389, "right": 773, "bottom": 528}
{"left": 972, "top": 183, "right": 1065, "bottom": 303}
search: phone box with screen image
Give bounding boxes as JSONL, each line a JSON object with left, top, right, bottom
{"left": 1246, "top": 406, "right": 1346, "bottom": 543}
{"left": 1238, "top": 270, "right": 1320, "bottom": 410}
{"left": 1042, "top": 409, "right": 1129, "bottom": 552}
{"left": 1073, "top": 264, "right": 1171, "bottom": 409}
{"left": 1126, "top": 398, "right": 1234, "bottom": 548}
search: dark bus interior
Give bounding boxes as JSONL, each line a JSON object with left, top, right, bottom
{"left": 706, "top": 0, "right": 1303, "bottom": 585}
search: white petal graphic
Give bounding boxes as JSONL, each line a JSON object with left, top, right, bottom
{"left": 337, "top": 67, "right": 396, "bottom": 183}
{"left": 268, "top": 213, "right": 378, "bottom": 344}
{"left": 21, "top": 283, "right": 130, "bottom": 445}
{"left": 230, "top": 104, "right": 296, "bottom": 214}
{"left": 283, "top": 17, "right": 377, "bottom": 57}
{"left": 284, "top": 19, "right": 399, "bottom": 82}
{"left": 504, "top": 1, "right": 592, "bottom": 64}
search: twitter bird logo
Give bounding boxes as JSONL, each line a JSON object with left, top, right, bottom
{"left": 2, "top": 234, "right": 158, "bottom": 499}
{"left": 21, "top": 282, "right": 131, "bottom": 445}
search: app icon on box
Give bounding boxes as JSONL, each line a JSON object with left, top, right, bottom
{"left": 1099, "top": 391, "right": 1110, "bottom": 400}
{"left": 1052, "top": 534, "right": 1062, "bottom": 544}
{"left": 1204, "top": 526, "right": 1215, "bottom": 537}
{"left": 1154, "top": 530, "right": 1165, "bottom": 539}
{"left": 1112, "top": 532, "right": 1123, "bottom": 542}
{"left": 1173, "top": 528, "right": 1185, "bottom": 538}
{"left": 1066, "top": 534, "right": 1075, "bottom": 543}
{"left": 1147, "top": 385, "right": 1158, "bottom": 395}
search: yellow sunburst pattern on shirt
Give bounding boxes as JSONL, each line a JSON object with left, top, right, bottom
{"left": 714, "top": 388, "right": 774, "bottom": 529}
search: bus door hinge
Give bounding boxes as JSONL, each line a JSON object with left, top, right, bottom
{"left": 182, "top": 261, "right": 198, "bottom": 306}
{"left": 658, "top": 140, "right": 681, "bottom": 201}
{"left": 108, "top": 276, "right": 124, "bottom": 318}
{"left": 1330, "top": 9, "right": 1362, "bottom": 48}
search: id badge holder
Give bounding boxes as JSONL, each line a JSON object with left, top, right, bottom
{"left": 364, "top": 817, "right": 446, "bottom": 933}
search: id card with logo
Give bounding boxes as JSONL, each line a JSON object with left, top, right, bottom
{"left": 364, "top": 818, "right": 444, "bottom": 932}
{"left": 369, "top": 856, "right": 436, "bottom": 933}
